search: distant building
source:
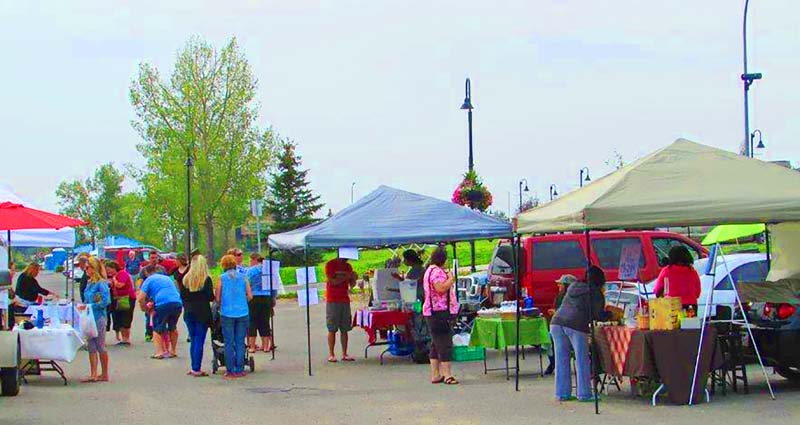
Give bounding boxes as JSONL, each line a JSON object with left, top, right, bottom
{"left": 769, "top": 160, "right": 793, "bottom": 169}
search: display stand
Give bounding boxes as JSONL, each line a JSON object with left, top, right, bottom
{"left": 688, "top": 242, "right": 775, "bottom": 405}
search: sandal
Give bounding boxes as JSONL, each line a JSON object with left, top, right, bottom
{"left": 431, "top": 377, "right": 445, "bottom": 384}
{"left": 248, "top": 348, "right": 256, "bottom": 354}
{"left": 80, "top": 377, "right": 97, "bottom": 383}
{"left": 341, "top": 356, "right": 355, "bottom": 362}
{"left": 97, "top": 376, "right": 109, "bottom": 382}
{"left": 327, "top": 356, "right": 338, "bottom": 363}
{"left": 150, "top": 354, "right": 166, "bottom": 360}
{"left": 443, "top": 376, "right": 459, "bottom": 385}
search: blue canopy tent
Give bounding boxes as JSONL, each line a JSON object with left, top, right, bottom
{"left": 268, "top": 185, "right": 513, "bottom": 374}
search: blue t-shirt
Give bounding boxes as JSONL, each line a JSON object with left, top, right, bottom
{"left": 83, "top": 281, "right": 111, "bottom": 322}
{"left": 125, "top": 258, "right": 141, "bottom": 275}
{"left": 247, "top": 265, "right": 273, "bottom": 297}
{"left": 220, "top": 269, "right": 249, "bottom": 318}
{"left": 141, "top": 274, "right": 181, "bottom": 307}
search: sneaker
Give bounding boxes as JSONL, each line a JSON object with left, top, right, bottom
{"left": 556, "top": 396, "right": 576, "bottom": 402}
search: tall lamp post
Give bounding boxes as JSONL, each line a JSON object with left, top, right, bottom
{"left": 185, "top": 143, "right": 193, "bottom": 258}
{"left": 461, "top": 78, "right": 476, "bottom": 272}
{"left": 742, "top": 0, "right": 763, "bottom": 158}
{"left": 350, "top": 182, "right": 356, "bottom": 204}
{"left": 518, "top": 179, "right": 529, "bottom": 213}
{"left": 579, "top": 167, "right": 591, "bottom": 188}
{"left": 549, "top": 184, "right": 559, "bottom": 201}
{"left": 750, "top": 129, "right": 765, "bottom": 158}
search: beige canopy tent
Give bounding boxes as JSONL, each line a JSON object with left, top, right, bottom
{"left": 516, "top": 139, "right": 800, "bottom": 233}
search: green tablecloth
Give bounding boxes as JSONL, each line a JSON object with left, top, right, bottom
{"left": 469, "top": 317, "right": 550, "bottom": 350}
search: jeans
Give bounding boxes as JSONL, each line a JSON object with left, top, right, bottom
{"left": 551, "top": 324, "right": 592, "bottom": 400}
{"left": 221, "top": 315, "right": 249, "bottom": 374}
{"left": 186, "top": 318, "right": 208, "bottom": 373}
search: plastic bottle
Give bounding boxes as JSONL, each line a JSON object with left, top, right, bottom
{"left": 36, "top": 309, "right": 44, "bottom": 329}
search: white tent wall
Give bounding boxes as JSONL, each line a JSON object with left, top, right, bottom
{"left": 766, "top": 222, "right": 800, "bottom": 281}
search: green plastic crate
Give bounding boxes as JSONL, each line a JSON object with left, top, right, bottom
{"left": 452, "top": 346, "right": 485, "bottom": 362}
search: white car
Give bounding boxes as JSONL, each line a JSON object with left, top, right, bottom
{"left": 605, "top": 253, "right": 769, "bottom": 318}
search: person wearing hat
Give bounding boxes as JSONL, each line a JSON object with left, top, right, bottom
{"left": 542, "top": 274, "right": 578, "bottom": 375}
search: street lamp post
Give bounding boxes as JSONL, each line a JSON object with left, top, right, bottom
{"left": 750, "top": 129, "right": 765, "bottom": 158}
{"left": 549, "top": 184, "right": 559, "bottom": 201}
{"left": 185, "top": 143, "right": 193, "bottom": 258}
{"left": 460, "top": 78, "right": 476, "bottom": 271}
{"left": 742, "top": 0, "right": 763, "bottom": 158}
{"left": 518, "top": 179, "right": 529, "bottom": 213}
{"left": 350, "top": 182, "right": 356, "bottom": 204}
{"left": 579, "top": 167, "right": 591, "bottom": 188}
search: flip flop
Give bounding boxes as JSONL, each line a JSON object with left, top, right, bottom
{"left": 248, "top": 348, "right": 257, "bottom": 354}
{"left": 327, "top": 357, "right": 338, "bottom": 363}
{"left": 80, "top": 377, "right": 97, "bottom": 383}
{"left": 341, "top": 356, "right": 355, "bottom": 362}
{"left": 97, "top": 376, "right": 109, "bottom": 382}
{"left": 431, "top": 377, "right": 445, "bottom": 384}
{"left": 443, "top": 376, "right": 459, "bottom": 385}
{"left": 150, "top": 354, "right": 166, "bottom": 360}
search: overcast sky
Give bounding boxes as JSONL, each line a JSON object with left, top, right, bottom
{"left": 2, "top": 0, "right": 798, "bottom": 217}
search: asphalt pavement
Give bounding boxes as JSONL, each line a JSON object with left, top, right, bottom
{"left": 1, "top": 272, "right": 799, "bottom": 425}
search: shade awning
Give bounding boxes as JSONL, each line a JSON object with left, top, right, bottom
{"left": 0, "top": 202, "right": 87, "bottom": 231}
{"left": 269, "top": 186, "right": 512, "bottom": 250}
{"left": 516, "top": 139, "right": 800, "bottom": 233}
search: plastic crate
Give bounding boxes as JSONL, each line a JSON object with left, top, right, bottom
{"left": 452, "top": 346, "right": 485, "bottom": 362}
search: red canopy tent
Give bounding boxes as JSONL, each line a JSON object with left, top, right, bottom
{"left": 0, "top": 202, "right": 86, "bottom": 231}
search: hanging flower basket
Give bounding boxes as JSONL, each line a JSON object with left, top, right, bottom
{"left": 452, "top": 170, "right": 493, "bottom": 211}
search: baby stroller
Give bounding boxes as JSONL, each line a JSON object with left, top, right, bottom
{"left": 210, "top": 303, "right": 255, "bottom": 374}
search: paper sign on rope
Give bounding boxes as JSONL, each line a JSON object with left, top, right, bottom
{"left": 296, "top": 267, "right": 319, "bottom": 306}
{"left": 261, "top": 260, "right": 283, "bottom": 292}
{"left": 618, "top": 243, "right": 642, "bottom": 281}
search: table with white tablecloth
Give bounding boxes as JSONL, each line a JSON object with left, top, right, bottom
{"left": 24, "top": 303, "right": 80, "bottom": 329}
{"left": 13, "top": 324, "right": 85, "bottom": 385}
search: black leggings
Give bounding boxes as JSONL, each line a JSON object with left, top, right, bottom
{"left": 248, "top": 296, "right": 272, "bottom": 337}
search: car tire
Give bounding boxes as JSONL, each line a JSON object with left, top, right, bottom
{"left": 776, "top": 366, "right": 800, "bottom": 383}
{"left": 0, "top": 367, "right": 20, "bottom": 397}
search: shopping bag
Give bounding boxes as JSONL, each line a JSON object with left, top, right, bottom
{"left": 79, "top": 306, "right": 98, "bottom": 339}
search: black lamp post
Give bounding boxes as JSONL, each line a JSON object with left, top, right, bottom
{"left": 518, "top": 179, "right": 530, "bottom": 213}
{"left": 460, "top": 78, "right": 476, "bottom": 271}
{"left": 742, "top": 0, "right": 763, "bottom": 158}
{"left": 749, "top": 129, "right": 765, "bottom": 158}
{"left": 579, "top": 167, "right": 591, "bottom": 188}
{"left": 461, "top": 78, "right": 474, "bottom": 171}
{"left": 549, "top": 184, "right": 559, "bottom": 201}
{"left": 185, "top": 143, "right": 193, "bottom": 258}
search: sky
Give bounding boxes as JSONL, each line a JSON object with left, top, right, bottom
{"left": 2, "top": 0, "right": 798, "bottom": 217}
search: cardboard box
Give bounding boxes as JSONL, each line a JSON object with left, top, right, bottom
{"left": 650, "top": 297, "right": 682, "bottom": 330}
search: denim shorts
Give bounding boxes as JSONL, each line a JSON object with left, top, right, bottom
{"left": 153, "top": 302, "right": 183, "bottom": 333}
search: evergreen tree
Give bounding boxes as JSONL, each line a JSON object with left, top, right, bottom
{"left": 266, "top": 139, "right": 324, "bottom": 232}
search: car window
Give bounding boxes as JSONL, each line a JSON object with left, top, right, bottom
{"left": 490, "top": 245, "right": 515, "bottom": 275}
{"left": 715, "top": 260, "right": 769, "bottom": 290}
{"left": 532, "top": 241, "right": 586, "bottom": 270}
{"left": 652, "top": 238, "right": 701, "bottom": 266}
{"left": 592, "top": 238, "right": 646, "bottom": 269}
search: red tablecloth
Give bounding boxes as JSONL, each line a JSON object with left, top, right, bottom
{"left": 353, "top": 309, "right": 412, "bottom": 344}
{"left": 602, "top": 326, "right": 634, "bottom": 376}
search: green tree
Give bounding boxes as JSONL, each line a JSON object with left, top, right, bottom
{"left": 130, "top": 36, "right": 273, "bottom": 262}
{"left": 55, "top": 163, "right": 126, "bottom": 246}
{"left": 265, "top": 139, "right": 324, "bottom": 233}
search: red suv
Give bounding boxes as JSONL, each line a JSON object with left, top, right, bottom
{"left": 487, "top": 231, "right": 708, "bottom": 310}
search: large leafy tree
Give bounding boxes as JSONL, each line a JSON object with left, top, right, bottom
{"left": 130, "top": 36, "right": 273, "bottom": 262}
{"left": 55, "top": 163, "right": 125, "bottom": 245}
{"left": 265, "top": 139, "right": 323, "bottom": 233}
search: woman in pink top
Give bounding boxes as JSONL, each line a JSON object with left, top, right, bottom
{"left": 652, "top": 246, "right": 701, "bottom": 309}
{"left": 107, "top": 261, "right": 136, "bottom": 345}
{"left": 422, "top": 246, "right": 459, "bottom": 385}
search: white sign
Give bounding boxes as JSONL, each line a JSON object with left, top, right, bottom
{"left": 338, "top": 246, "right": 359, "bottom": 260}
{"left": 296, "top": 267, "right": 318, "bottom": 286}
{"left": 250, "top": 199, "right": 263, "bottom": 217}
{"left": 0, "top": 290, "right": 8, "bottom": 310}
{"left": 261, "top": 260, "right": 282, "bottom": 292}
{"left": 618, "top": 243, "right": 642, "bottom": 281}
{"left": 297, "top": 285, "right": 319, "bottom": 306}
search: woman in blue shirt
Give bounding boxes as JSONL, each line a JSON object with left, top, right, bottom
{"left": 79, "top": 257, "right": 111, "bottom": 383}
{"left": 215, "top": 254, "right": 252, "bottom": 378}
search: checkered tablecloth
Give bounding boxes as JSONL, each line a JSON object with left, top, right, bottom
{"left": 601, "top": 326, "right": 633, "bottom": 376}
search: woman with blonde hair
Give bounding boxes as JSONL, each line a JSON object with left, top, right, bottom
{"left": 181, "top": 254, "right": 214, "bottom": 377}
{"left": 216, "top": 254, "right": 252, "bottom": 378}
{"left": 14, "top": 262, "right": 53, "bottom": 306}
{"left": 79, "top": 256, "right": 111, "bottom": 383}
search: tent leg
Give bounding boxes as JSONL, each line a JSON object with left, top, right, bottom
{"left": 269, "top": 246, "right": 275, "bottom": 361}
{"left": 64, "top": 249, "right": 70, "bottom": 298}
{"left": 305, "top": 248, "right": 312, "bottom": 377}
{"left": 514, "top": 235, "right": 521, "bottom": 391}
{"left": 689, "top": 266, "right": 716, "bottom": 405}
{"left": 585, "top": 230, "right": 599, "bottom": 414}
{"left": 5, "top": 231, "right": 10, "bottom": 267}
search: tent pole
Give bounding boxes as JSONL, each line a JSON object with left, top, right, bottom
{"left": 269, "top": 246, "right": 275, "bottom": 361}
{"left": 514, "top": 234, "right": 521, "bottom": 391}
{"left": 305, "top": 247, "right": 312, "bottom": 376}
{"left": 765, "top": 225, "right": 771, "bottom": 267}
{"left": 5, "top": 231, "right": 10, "bottom": 267}
{"left": 64, "top": 248, "right": 70, "bottom": 298}
{"left": 585, "top": 230, "right": 599, "bottom": 414}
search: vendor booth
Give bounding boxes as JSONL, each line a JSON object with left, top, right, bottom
{"left": 268, "top": 185, "right": 512, "bottom": 375}
{"left": 515, "top": 139, "right": 800, "bottom": 408}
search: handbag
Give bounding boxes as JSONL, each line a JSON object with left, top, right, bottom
{"left": 427, "top": 267, "right": 454, "bottom": 334}
{"left": 115, "top": 296, "right": 131, "bottom": 311}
